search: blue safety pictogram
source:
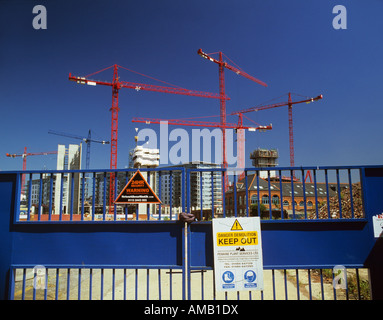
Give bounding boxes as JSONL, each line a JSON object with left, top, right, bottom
{"left": 222, "top": 271, "right": 234, "bottom": 283}
{"left": 244, "top": 270, "right": 256, "bottom": 283}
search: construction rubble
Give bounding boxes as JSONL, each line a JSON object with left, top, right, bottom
{"left": 308, "top": 183, "right": 364, "bottom": 219}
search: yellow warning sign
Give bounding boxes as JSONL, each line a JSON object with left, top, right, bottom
{"left": 231, "top": 219, "right": 243, "bottom": 231}
{"left": 217, "top": 231, "right": 258, "bottom": 246}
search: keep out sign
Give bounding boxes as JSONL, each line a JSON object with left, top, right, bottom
{"left": 212, "top": 217, "right": 264, "bottom": 292}
{"left": 217, "top": 231, "right": 258, "bottom": 246}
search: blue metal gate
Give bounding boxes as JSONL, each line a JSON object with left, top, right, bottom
{"left": 0, "top": 166, "right": 382, "bottom": 300}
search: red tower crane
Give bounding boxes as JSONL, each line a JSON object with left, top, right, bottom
{"left": 231, "top": 92, "right": 323, "bottom": 181}
{"left": 6, "top": 147, "right": 57, "bottom": 195}
{"left": 197, "top": 49, "right": 267, "bottom": 187}
{"left": 69, "top": 64, "right": 228, "bottom": 212}
{"left": 132, "top": 113, "right": 272, "bottom": 190}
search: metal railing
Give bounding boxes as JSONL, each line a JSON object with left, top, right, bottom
{"left": 11, "top": 266, "right": 370, "bottom": 300}
{"left": 15, "top": 166, "right": 364, "bottom": 223}
{"left": 187, "top": 166, "right": 364, "bottom": 222}
{"left": 15, "top": 167, "right": 186, "bottom": 223}
{"left": 5, "top": 165, "right": 379, "bottom": 300}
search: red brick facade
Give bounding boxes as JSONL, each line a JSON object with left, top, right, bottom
{"left": 224, "top": 174, "right": 344, "bottom": 217}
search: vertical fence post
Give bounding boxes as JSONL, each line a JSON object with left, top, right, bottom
{"left": 159, "top": 170, "right": 162, "bottom": 219}
{"left": 279, "top": 170, "right": 284, "bottom": 220}
{"left": 222, "top": 170, "right": 226, "bottom": 218}
{"left": 27, "top": 173, "right": 32, "bottom": 221}
{"left": 245, "top": 171, "right": 249, "bottom": 217}
{"left": 186, "top": 169, "right": 190, "bottom": 215}
{"left": 183, "top": 221, "right": 188, "bottom": 300}
{"left": 38, "top": 173, "right": 43, "bottom": 220}
{"left": 182, "top": 168, "right": 186, "bottom": 213}
{"left": 211, "top": 171, "right": 214, "bottom": 219}
{"left": 49, "top": 173, "right": 54, "bottom": 220}
{"left": 170, "top": 171, "right": 173, "bottom": 220}
{"left": 233, "top": 172, "right": 237, "bottom": 217}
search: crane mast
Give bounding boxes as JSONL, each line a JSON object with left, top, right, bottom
{"left": 198, "top": 49, "right": 267, "bottom": 190}
{"left": 110, "top": 65, "right": 120, "bottom": 175}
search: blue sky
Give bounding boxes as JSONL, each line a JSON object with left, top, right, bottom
{"left": 0, "top": 0, "right": 382, "bottom": 171}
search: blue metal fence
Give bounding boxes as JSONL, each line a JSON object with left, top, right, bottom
{"left": 1, "top": 165, "right": 383, "bottom": 300}
{"left": 15, "top": 168, "right": 186, "bottom": 223}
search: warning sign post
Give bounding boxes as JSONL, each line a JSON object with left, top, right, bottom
{"left": 212, "top": 217, "right": 264, "bottom": 292}
{"left": 114, "top": 170, "right": 161, "bottom": 204}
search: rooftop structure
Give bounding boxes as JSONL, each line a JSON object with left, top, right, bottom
{"left": 250, "top": 148, "right": 278, "bottom": 167}
{"left": 250, "top": 148, "right": 279, "bottom": 179}
{"left": 129, "top": 145, "right": 159, "bottom": 168}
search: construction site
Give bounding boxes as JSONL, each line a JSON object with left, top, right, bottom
{"left": 3, "top": 0, "right": 383, "bottom": 303}
{"left": 7, "top": 47, "right": 326, "bottom": 221}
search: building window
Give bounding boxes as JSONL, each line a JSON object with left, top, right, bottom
{"left": 299, "top": 201, "right": 304, "bottom": 207}
{"left": 272, "top": 195, "right": 279, "bottom": 205}
{"left": 239, "top": 196, "right": 242, "bottom": 206}
{"left": 283, "top": 200, "right": 289, "bottom": 207}
{"left": 307, "top": 201, "right": 313, "bottom": 207}
{"left": 251, "top": 194, "right": 258, "bottom": 204}
{"left": 262, "top": 195, "right": 269, "bottom": 204}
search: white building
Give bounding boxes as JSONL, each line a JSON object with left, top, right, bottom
{"left": 25, "top": 144, "right": 82, "bottom": 215}
{"left": 54, "top": 144, "right": 82, "bottom": 214}
{"left": 129, "top": 145, "right": 159, "bottom": 168}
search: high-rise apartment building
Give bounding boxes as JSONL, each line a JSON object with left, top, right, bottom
{"left": 158, "top": 161, "right": 222, "bottom": 214}
{"left": 54, "top": 144, "right": 82, "bottom": 214}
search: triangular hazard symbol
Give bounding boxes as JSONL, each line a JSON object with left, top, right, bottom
{"left": 114, "top": 170, "right": 161, "bottom": 204}
{"left": 231, "top": 219, "right": 243, "bottom": 231}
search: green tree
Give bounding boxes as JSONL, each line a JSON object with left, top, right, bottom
{"left": 250, "top": 203, "right": 267, "bottom": 216}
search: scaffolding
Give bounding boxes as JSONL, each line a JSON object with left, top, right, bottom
{"left": 250, "top": 148, "right": 279, "bottom": 167}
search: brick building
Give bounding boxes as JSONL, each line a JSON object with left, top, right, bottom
{"left": 225, "top": 173, "right": 347, "bottom": 217}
